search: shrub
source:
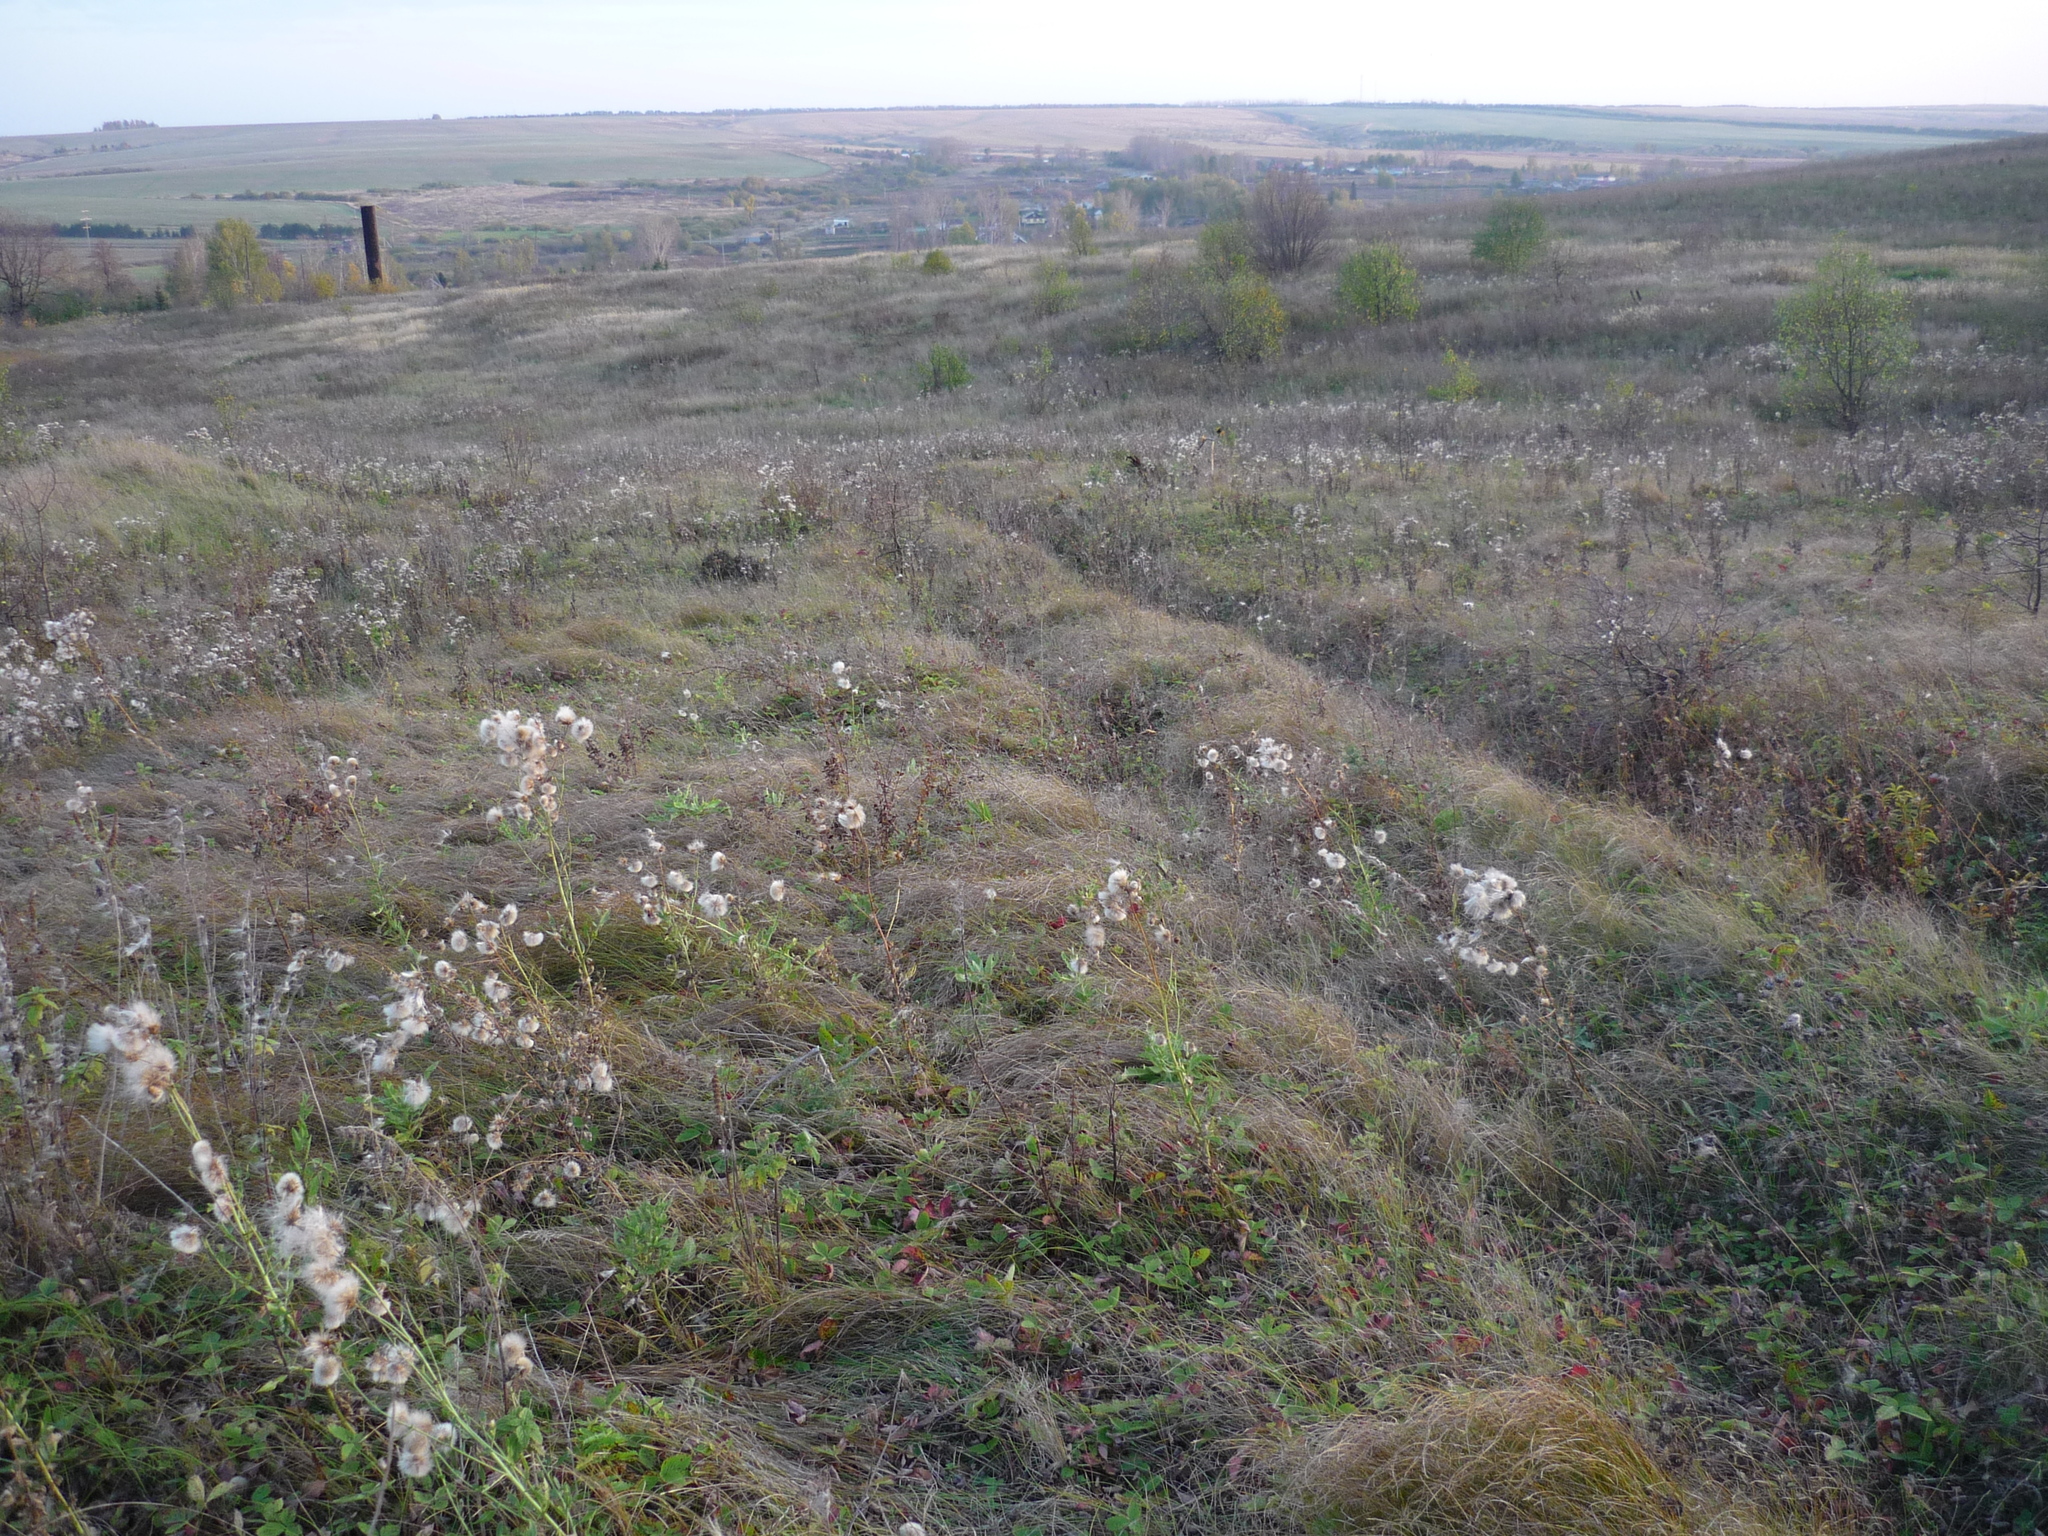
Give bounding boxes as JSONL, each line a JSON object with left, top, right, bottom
{"left": 1034, "top": 259, "right": 1079, "bottom": 316}
{"left": 921, "top": 343, "right": 971, "bottom": 392}
{"left": 1337, "top": 242, "right": 1421, "bottom": 324}
{"left": 1777, "top": 241, "right": 1915, "bottom": 431}
{"left": 1473, "top": 199, "right": 1548, "bottom": 272}
{"left": 1125, "top": 251, "right": 1203, "bottom": 350}
{"left": 1426, "top": 346, "right": 1481, "bottom": 400}
{"left": 1197, "top": 219, "right": 1256, "bottom": 276}
{"left": 1212, "top": 270, "right": 1287, "bottom": 362}
{"left": 1124, "top": 251, "right": 1284, "bottom": 361}
{"left": 921, "top": 247, "right": 954, "bottom": 275}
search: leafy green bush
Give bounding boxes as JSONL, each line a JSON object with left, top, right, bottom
{"left": 1472, "top": 199, "right": 1548, "bottom": 272}
{"left": 1197, "top": 219, "right": 1255, "bottom": 276}
{"left": 1034, "top": 259, "right": 1079, "bottom": 317}
{"left": 1337, "top": 242, "right": 1421, "bottom": 324}
{"left": 1777, "top": 241, "right": 1915, "bottom": 431}
{"left": 921, "top": 343, "right": 972, "bottom": 392}
{"left": 1124, "top": 252, "right": 1285, "bottom": 362}
{"left": 921, "top": 248, "right": 954, "bottom": 275}
{"left": 1426, "top": 346, "right": 1481, "bottom": 400}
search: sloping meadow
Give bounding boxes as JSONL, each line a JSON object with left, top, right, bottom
{"left": 3, "top": 161, "right": 2047, "bottom": 1533}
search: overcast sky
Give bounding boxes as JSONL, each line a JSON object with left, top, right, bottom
{"left": 4, "top": 0, "right": 2042, "bottom": 136}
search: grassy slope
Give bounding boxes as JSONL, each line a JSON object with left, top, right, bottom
{"left": 1561, "top": 134, "right": 2048, "bottom": 242}
{"left": 1, "top": 144, "right": 2046, "bottom": 1536}
{"left": 1271, "top": 103, "right": 1999, "bottom": 158}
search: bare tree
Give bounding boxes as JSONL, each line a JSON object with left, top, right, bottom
{"left": 1990, "top": 507, "right": 2048, "bottom": 616}
{"left": 976, "top": 187, "right": 1018, "bottom": 246}
{"left": 633, "top": 215, "right": 679, "bottom": 268}
{"left": 1246, "top": 171, "right": 1330, "bottom": 276}
{"left": 91, "top": 238, "right": 133, "bottom": 302}
{"left": 0, "top": 218, "right": 63, "bottom": 325}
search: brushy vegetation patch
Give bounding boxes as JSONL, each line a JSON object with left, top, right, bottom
{"left": 3, "top": 138, "right": 2048, "bottom": 1536}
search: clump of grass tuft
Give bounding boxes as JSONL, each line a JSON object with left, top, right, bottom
{"left": 1286, "top": 1379, "right": 1823, "bottom": 1536}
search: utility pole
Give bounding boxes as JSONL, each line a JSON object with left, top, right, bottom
{"left": 359, "top": 204, "right": 383, "bottom": 286}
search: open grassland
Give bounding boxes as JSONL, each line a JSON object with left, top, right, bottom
{"left": 2, "top": 135, "right": 2047, "bottom": 1536}
{"left": 0, "top": 116, "right": 830, "bottom": 230}
{"left": 1, "top": 101, "right": 2030, "bottom": 235}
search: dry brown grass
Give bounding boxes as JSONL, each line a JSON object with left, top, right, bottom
{"left": 1284, "top": 1379, "right": 1831, "bottom": 1536}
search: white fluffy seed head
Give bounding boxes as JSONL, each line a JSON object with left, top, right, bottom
{"left": 366, "top": 1341, "right": 417, "bottom": 1386}
{"left": 497, "top": 1331, "right": 532, "bottom": 1375}
{"left": 191, "top": 1140, "right": 232, "bottom": 1197}
{"left": 309, "top": 1265, "right": 360, "bottom": 1328}
{"left": 397, "top": 1430, "right": 435, "bottom": 1478}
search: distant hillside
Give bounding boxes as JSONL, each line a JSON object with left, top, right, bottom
{"left": 1563, "top": 133, "right": 2048, "bottom": 242}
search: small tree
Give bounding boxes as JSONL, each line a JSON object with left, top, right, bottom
{"left": 0, "top": 217, "right": 63, "bottom": 325}
{"left": 1064, "top": 203, "right": 1097, "bottom": 257}
{"left": 206, "top": 218, "right": 280, "bottom": 307}
{"left": 921, "top": 345, "right": 971, "bottom": 393}
{"left": 1247, "top": 171, "right": 1330, "bottom": 275}
{"left": 1210, "top": 271, "right": 1287, "bottom": 362}
{"left": 1776, "top": 242, "right": 1914, "bottom": 432}
{"left": 1990, "top": 507, "right": 2048, "bottom": 616}
{"left": 1337, "top": 243, "right": 1420, "bottom": 323}
{"left": 90, "top": 239, "right": 133, "bottom": 303}
{"left": 1472, "top": 200, "right": 1547, "bottom": 272}
{"left": 164, "top": 238, "right": 205, "bottom": 306}
{"left": 921, "top": 248, "right": 954, "bottom": 274}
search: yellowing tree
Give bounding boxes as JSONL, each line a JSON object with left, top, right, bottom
{"left": 205, "top": 218, "right": 280, "bottom": 307}
{"left": 1210, "top": 271, "right": 1286, "bottom": 363}
{"left": 1064, "top": 203, "right": 1097, "bottom": 257}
